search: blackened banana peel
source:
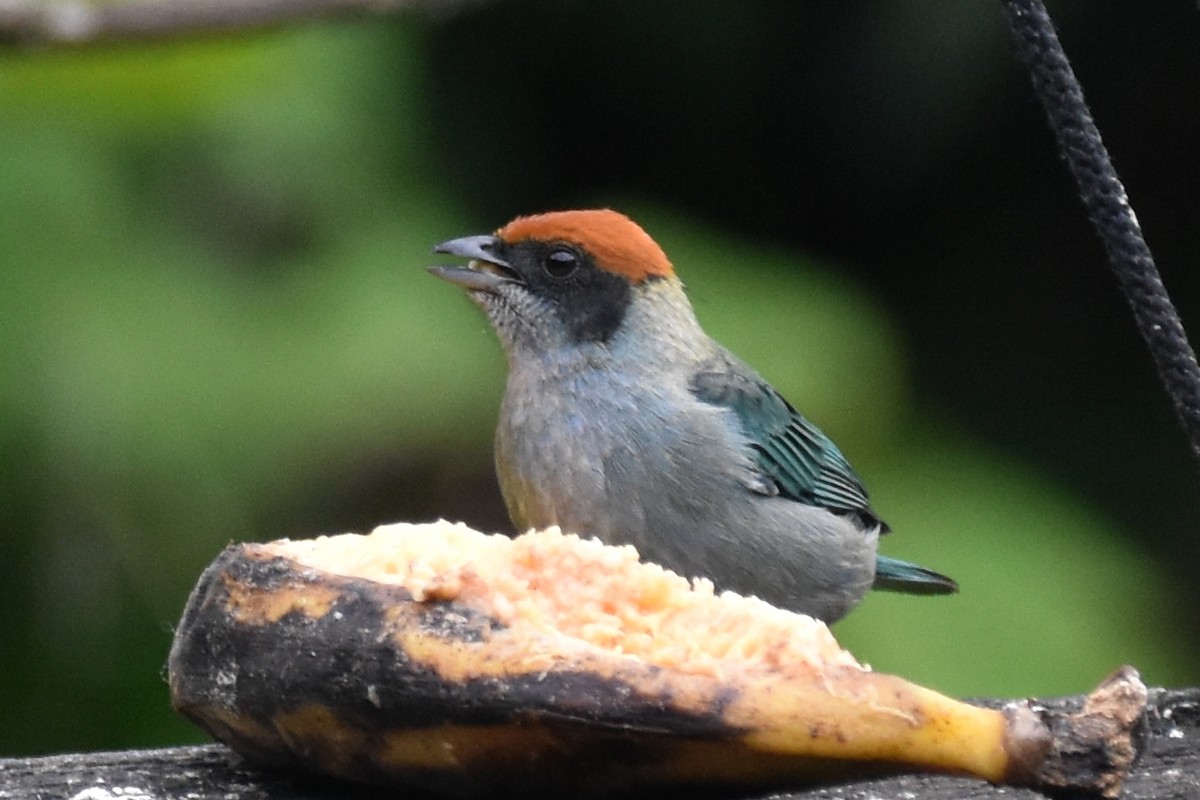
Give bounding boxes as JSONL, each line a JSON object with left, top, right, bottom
{"left": 168, "top": 523, "right": 1146, "bottom": 798}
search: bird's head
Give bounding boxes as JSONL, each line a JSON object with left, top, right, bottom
{"left": 430, "top": 210, "right": 695, "bottom": 359}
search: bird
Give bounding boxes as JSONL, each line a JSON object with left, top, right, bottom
{"left": 429, "top": 209, "right": 956, "bottom": 622}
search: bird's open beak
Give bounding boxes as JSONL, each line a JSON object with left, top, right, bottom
{"left": 429, "top": 234, "right": 516, "bottom": 293}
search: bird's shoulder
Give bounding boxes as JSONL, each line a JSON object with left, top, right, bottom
{"left": 688, "top": 350, "right": 885, "bottom": 531}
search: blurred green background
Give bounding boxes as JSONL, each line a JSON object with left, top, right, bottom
{"left": 2, "top": 1, "right": 1197, "bottom": 757}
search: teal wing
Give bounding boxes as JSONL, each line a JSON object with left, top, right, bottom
{"left": 689, "top": 354, "right": 885, "bottom": 531}
{"left": 690, "top": 353, "right": 957, "bottom": 595}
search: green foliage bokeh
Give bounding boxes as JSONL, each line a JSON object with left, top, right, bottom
{"left": 0, "top": 15, "right": 1192, "bottom": 756}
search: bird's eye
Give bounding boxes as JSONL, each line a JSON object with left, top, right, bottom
{"left": 544, "top": 248, "right": 579, "bottom": 279}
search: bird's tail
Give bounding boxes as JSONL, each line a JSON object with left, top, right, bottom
{"left": 873, "top": 555, "right": 958, "bottom": 595}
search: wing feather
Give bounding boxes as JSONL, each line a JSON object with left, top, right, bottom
{"left": 690, "top": 353, "right": 884, "bottom": 531}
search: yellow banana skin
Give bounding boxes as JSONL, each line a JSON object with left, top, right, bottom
{"left": 169, "top": 541, "right": 1145, "bottom": 798}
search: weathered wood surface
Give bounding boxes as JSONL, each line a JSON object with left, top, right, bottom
{"left": 1, "top": 688, "right": 1196, "bottom": 800}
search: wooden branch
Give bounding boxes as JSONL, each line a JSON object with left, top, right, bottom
{"left": 2, "top": 688, "right": 1197, "bottom": 800}
{"left": 0, "top": 0, "right": 482, "bottom": 46}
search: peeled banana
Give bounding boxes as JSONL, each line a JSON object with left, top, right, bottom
{"left": 168, "top": 521, "right": 1146, "bottom": 797}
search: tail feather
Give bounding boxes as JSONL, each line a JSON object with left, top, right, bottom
{"left": 873, "top": 555, "right": 958, "bottom": 595}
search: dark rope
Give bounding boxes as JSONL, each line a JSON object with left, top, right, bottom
{"left": 1000, "top": 0, "right": 1200, "bottom": 465}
